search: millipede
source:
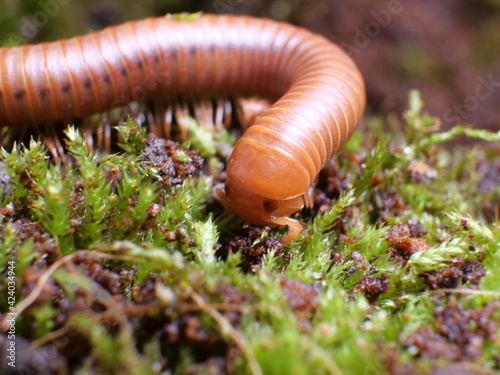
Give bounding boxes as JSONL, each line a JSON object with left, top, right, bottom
{"left": 0, "top": 13, "right": 366, "bottom": 243}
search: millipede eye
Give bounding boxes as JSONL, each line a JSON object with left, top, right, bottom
{"left": 263, "top": 201, "right": 278, "bottom": 212}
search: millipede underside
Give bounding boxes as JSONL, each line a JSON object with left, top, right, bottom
{"left": 0, "top": 95, "right": 271, "bottom": 160}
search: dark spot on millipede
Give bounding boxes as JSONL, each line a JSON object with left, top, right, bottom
{"left": 14, "top": 89, "right": 25, "bottom": 100}
{"left": 153, "top": 54, "right": 160, "bottom": 63}
{"left": 103, "top": 74, "right": 111, "bottom": 83}
{"left": 263, "top": 201, "right": 278, "bottom": 212}
{"left": 38, "top": 87, "right": 48, "bottom": 99}
{"left": 120, "top": 67, "right": 127, "bottom": 76}
{"left": 83, "top": 79, "right": 92, "bottom": 88}
{"left": 170, "top": 49, "right": 178, "bottom": 58}
{"left": 188, "top": 46, "right": 196, "bottom": 54}
{"left": 207, "top": 43, "right": 216, "bottom": 52}
{"left": 136, "top": 60, "right": 143, "bottom": 69}
{"left": 61, "top": 82, "right": 71, "bottom": 93}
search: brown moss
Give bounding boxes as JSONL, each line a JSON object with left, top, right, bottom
{"left": 220, "top": 224, "right": 287, "bottom": 272}
{"left": 140, "top": 138, "right": 204, "bottom": 186}
{"left": 424, "top": 259, "right": 486, "bottom": 289}
{"left": 353, "top": 273, "right": 390, "bottom": 302}
{"left": 404, "top": 298, "right": 499, "bottom": 363}
{"left": 330, "top": 250, "right": 378, "bottom": 280}
{"left": 0, "top": 219, "right": 57, "bottom": 257}
{"left": 280, "top": 278, "right": 319, "bottom": 332}
{"left": 369, "top": 189, "right": 407, "bottom": 225}
{"left": 386, "top": 223, "right": 429, "bottom": 262}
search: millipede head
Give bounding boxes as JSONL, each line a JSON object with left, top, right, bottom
{"left": 217, "top": 176, "right": 305, "bottom": 228}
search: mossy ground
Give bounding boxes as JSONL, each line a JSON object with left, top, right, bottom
{"left": 0, "top": 91, "right": 499, "bottom": 375}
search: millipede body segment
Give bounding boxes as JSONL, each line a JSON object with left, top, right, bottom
{"left": 0, "top": 14, "right": 365, "bottom": 243}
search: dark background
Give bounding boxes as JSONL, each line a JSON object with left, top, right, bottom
{"left": 1, "top": 0, "right": 499, "bottom": 132}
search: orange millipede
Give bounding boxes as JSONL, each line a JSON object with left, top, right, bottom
{"left": 0, "top": 14, "right": 365, "bottom": 243}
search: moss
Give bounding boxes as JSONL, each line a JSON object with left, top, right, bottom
{"left": 1, "top": 91, "right": 499, "bottom": 374}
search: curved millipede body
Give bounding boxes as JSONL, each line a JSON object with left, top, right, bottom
{"left": 0, "top": 14, "right": 365, "bottom": 243}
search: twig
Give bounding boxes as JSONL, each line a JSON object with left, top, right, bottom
{"left": 428, "top": 288, "right": 500, "bottom": 297}
{"left": 0, "top": 250, "right": 134, "bottom": 331}
{"left": 186, "top": 284, "right": 263, "bottom": 375}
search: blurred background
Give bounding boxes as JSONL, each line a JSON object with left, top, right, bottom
{"left": 1, "top": 0, "right": 499, "bottom": 132}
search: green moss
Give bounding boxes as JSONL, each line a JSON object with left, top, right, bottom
{"left": 1, "top": 91, "right": 499, "bottom": 374}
